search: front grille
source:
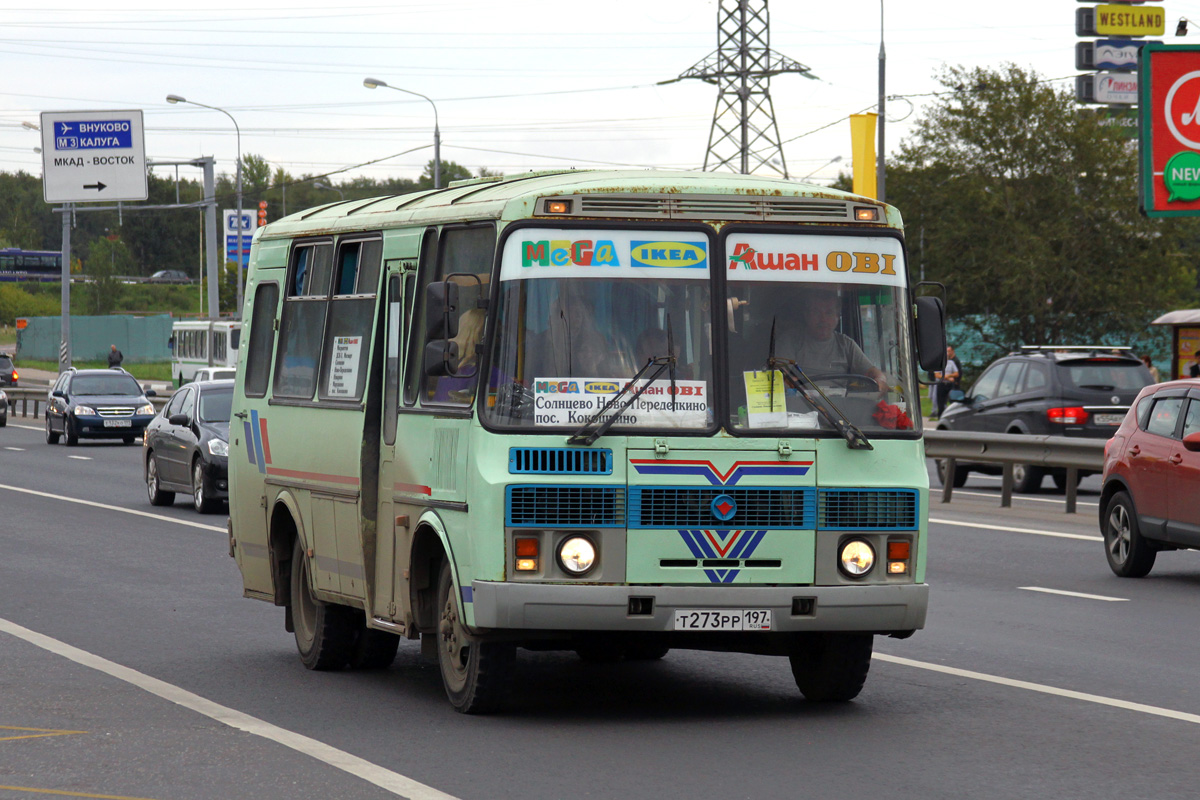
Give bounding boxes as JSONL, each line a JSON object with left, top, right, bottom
{"left": 97, "top": 407, "right": 134, "bottom": 417}
{"left": 818, "top": 489, "right": 918, "bottom": 530}
{"left": 506, "top": 485, "right": 626, "bottom": 527}
{"left": 629, "top": 487, "right": 815, "bottom": 529}
{"left": 547, "top": 194, "right": 864, "bottom": 223}
{"left": 509, "top": 447, "right": 612, "bottom": 475}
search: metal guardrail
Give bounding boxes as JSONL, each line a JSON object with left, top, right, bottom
{"left": 2, "top": 386, "right": 170, "bottom": 422}
{"left": 923, "top": 429, "right": 1106, "bottom": 514}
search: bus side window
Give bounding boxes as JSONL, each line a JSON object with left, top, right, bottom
{"left": 403, "top": 228, "right": 439, "bottom": 406}
{"left": 420, "top": 224, "right": 494, "bottom": 406}
{"left": 245, "top": 282, "right": 280, "bottom": 398}
{"left": 318, "top": 237, "right": 382, "bottom": 402}
{"left": 275, "top": 240, "right": 334, "bottom": 399}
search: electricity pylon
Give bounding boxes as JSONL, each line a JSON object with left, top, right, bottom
{"left": 663, "top": 0, "right": 817, "bottom": 177}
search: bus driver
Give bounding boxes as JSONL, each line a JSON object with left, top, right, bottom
{"left": 791, "top": 287, "right": 888, "bottom": 393}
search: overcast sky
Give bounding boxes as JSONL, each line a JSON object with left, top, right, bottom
{"left": 2, "top": 0, "right": 1196, "bottom": 189}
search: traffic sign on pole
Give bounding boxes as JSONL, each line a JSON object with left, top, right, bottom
{"left": 39, "top": 110, "right": 148, "bottom": 203}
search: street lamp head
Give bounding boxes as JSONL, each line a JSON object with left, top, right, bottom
{"left": 363, "top": 77, "right": 387, "bottom": 89}
{"left": 166, "top": 94, "right": 187, "bottom": 104}
{"left": 21, "top": 121, "right": 39, "bottom": 131}
{"left": 1177, "top": 18, "right": 1189, "bottom": 36}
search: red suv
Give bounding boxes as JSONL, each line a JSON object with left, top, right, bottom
{"left": 1099, "top": 379, "right": 1200, "bottom": 577}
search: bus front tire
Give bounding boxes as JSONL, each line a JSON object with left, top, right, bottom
{"left": 789, "top": 633, "right": 873, "bottom": 702}
{"left": 436, "top": 559, "right": 513, "bottom": 714}
{"left": 290, "top": 538, "right": 357, "bottom": 670}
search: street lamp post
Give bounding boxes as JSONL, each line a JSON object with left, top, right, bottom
{"left": 362, "top": 77, "right": 441, "bottom": 189}
{"left": 313, "top": 180, "right": 344, "bottom": 201}
{"left": 166, "top": 94, "right": 244, "bottom": 316}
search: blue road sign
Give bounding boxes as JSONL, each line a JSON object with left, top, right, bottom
{"left": 53, "top": 120, "right": 134, "bottom": 151}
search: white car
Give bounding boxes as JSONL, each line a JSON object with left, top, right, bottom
{"left": 192, "top": 368, "right": 236, "bottom": 382}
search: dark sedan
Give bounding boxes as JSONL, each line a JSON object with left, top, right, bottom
{"left": 144, "top": 379, "right": 232, "bottom": 513}
{"left": 46, "top": 368, "right": 157, "bottom": 445}
{"left": 0, "top": 387, "right": 8, "bottom": 427}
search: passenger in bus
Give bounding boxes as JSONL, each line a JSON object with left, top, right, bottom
{"left": 535, "top": 283, "right": 631, "bottom": 378}
{"left": 634, "top": 327, "right": 691, "bottom": 380}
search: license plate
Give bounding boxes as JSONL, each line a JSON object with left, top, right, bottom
{"left": 673, "top": 609, "right": 772, "bottom": 631}
{"left": 102, "top": 419, "right": 132, "bottom": 428}
{"left": 1094, "top": 413, "right": 1124, "bottom": 426}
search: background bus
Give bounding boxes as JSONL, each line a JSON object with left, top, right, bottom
{"left": 0, "top": 248, "right": 62, "bottom": 281}
{"left": 171, "top": 319, "right": 240, "bottom": 386}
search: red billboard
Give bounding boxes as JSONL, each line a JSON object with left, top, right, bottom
{"left": 1140, "top": 44, "right": 1200, "bottom": 217}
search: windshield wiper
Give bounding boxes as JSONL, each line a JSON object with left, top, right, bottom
{"left": 567, "top": 322, "right": 678, "bottom": 447}
{"left": 765, "top": 318, "right": 872, "bottom": 450}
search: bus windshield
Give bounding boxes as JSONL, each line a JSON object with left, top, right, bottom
{"left": 483, "top": 229, "right": 714, "bottom": 431}
{"left": 724, "top": 232, "right": 919, "bottom": 434}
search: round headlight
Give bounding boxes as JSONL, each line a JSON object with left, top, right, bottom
{"left": 839, "top": 539, "right": 875, "bottom": 578}
{"left": 557, "top": 536, "right": 597, "bottom": 575}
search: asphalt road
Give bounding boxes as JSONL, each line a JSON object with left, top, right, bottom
{"left": 2, "top": 418, "right": 1200, "bottom": 800}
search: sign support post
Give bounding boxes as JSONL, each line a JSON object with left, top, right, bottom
{"left": 59, "top": 204, "right": 71, "bottom": 372}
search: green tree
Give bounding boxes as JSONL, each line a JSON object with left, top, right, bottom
{"left": 242, "top": 153, "right": 272, "bottom": 197}
{"left": 889, "top": 64, "right": 1196, "bottom": 350}
{"left": 417, "top": 159, "right": 474, "bottom": 190}
{"left": 85, "top": 234, "right": 134, "bottom": 315}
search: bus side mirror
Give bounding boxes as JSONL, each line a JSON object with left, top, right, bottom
{"left": 424, "top": 339, "right": 460, "bottom": 377}
{"left": 425, "top": 281, "right": 460, "bottom": 341}
{"left": 914, "top": 296, "right": 947, "bottom": 373}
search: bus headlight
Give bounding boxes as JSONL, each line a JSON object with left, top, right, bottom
{"left": 838, "top": 539, "right": 875, "bottom": 578}
{"left": 557, "top": 536, "right": 597, "bottom": 576}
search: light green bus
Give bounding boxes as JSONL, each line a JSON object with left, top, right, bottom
{"left": 228, "top": 169, "right": 946, "bottom": 713}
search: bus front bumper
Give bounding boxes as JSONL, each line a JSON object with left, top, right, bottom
{"left": 469, "top": 581, "right": 927, "bottom": 633}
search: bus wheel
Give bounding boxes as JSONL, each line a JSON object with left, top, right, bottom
{"left": 290, "top": 538, "right": 356, "bottom": 670}
{"left": 436, "top": 560, "right": 513, "bottom": 713}
{"left": 624, "top": 641, "right": 670, "bottom": 661}
{"left": 789, "top": 633, "right": 873, "bottom": 702}
{"left": 349, "top": 627, "right": 401, "bottom": 670}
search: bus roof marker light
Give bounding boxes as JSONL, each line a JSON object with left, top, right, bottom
{"left": 545, "top": 200, "right": 572, "bottom": 214}
{"left": 854, "top": 207, "right": 879, "bottom": 221}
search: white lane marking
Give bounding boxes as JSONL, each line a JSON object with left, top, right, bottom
{"left": 0, "top": 616, "right": 459, "bottom": 800}
{"left": 4, "top": 447, "right": 24, "bottom": 451}
{"left": 67, "top": 455, "right": 92, "bottom": 461}
{"left": 1020, "top": 586, "right": 1129, "bottom": 602}
{"left": 929, "top": 516, "right": 1102, "bottom": 542}
{"left": 874, "top": 652, "right": 1200, "bottom": 725}
{"left": 11, "top": 423, "right": 42, "bottom": 432}
{"left": 0, "top": 482, "right": 224, "bottom": 532}
{"left": 951, "top": 488, "right": 1099, "bottom": 509}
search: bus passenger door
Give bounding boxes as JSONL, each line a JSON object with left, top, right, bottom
{"left": 230, "top": 278, "right": 282, "bottom": 598}
{"left": 375, "top": 269, "right": 412, "bottom": 622}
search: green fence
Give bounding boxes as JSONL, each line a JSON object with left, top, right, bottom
{"left": 16, "top": 314, "right": 173, "bottom": 363}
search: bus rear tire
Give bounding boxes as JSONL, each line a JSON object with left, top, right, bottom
{"left": 349, "top": 627, "right": 401, "bottom": 670}
{"left": 789, "top": 633, "right": 873, "bottom": 702}
{"left": 290, "top": 538, "right": 356, "bottom": 670}
{"left": 436, "top": 559, "right": 513, "bottom": 713}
